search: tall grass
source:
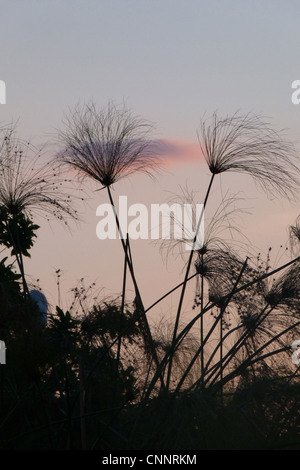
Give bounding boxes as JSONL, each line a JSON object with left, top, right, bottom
{"left": 0, "top": 108, "right": 300, "bottom": 449}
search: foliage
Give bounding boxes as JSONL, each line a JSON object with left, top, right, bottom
{"left": 0, "top": 257, "right": 21, "bottom": 291}
{"left": 0, "top": 108, "right": 300, "bottom": 450}
{"left": 0, "top": 208, "right": 39, "bottom": 257}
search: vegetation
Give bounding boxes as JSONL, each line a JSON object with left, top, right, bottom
{"left": 0, "top": 107, "right": 300, "bottom": 450}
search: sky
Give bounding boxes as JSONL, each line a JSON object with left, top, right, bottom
{"left": 0, "top": 0, "right": 300, "bottom": 323}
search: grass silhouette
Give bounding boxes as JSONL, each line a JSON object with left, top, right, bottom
{"left": 0, "top": 107, "right": 300, "bottom": 450}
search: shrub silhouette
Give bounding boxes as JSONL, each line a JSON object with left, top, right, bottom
{"left": 0, "top": 109, "right": 300, "bottom": 449}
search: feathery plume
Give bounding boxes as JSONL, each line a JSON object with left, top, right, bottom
{"left": 57, "top": 101, "right": 159, "bottom": 187}
{"left": 198, "top": 112, "right": 300, "bottom": 199}
{"left": 0, "top": 127, "right": 77, "bottom": 223}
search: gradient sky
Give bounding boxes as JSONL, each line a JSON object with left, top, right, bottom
{"left": 0, "top": 0, "right": 300, "bottom": 321}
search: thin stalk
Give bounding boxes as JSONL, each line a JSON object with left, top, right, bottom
{"left": 167, "top": 173, "right": 215, "bottom": 390}
{"left": 215, "top": 346, "right": 289, "bottom": 391}
{"left": 226, "top": 256, "right": 300, "bottom": 299}
{"left": 199, "top": 306, "right": 270, "bottom": 386}
{"left": 106, "top": 185, "right": 164, "bottom": 389}
{"left": 200, "top": 323, "right": 245, "bottom": 381}
{"left": 77, "top": 254, "right": 300, "bottom": 409}
{"left": 176, "top": 254, "right": 300, "bottom": 366}
{"left": 18, "top": 251, "right": 28, "bottom": 296}
{"left": 145, "top": 273, "right": 198, "bottom": 314}
{"left": 141, "top": 356, "right": 154, "bottom": 400}
{"left": 174, "top": 257, "right": 248, "bottom": 394}
{"left": 68, "top": 271, "right": 200, "bottom": 417}
{"left": 116, "top": 234, "right": 128, "bottom": 375}
{"left": 219, "top": 306, "right": 224, "bottom": 405}
{"left": 200, "top": 254, "right": 204, "bottom": 381}
{"left": 205, "top": 304, "right": 273, "bottom": 389}
{"left": 143, "top": 298, "right": 212, "bottom": 401}
{"left": 213, "top": 320, "right": 300, "bottom": 392}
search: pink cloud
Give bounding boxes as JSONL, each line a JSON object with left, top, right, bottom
{"left": 57, "top": 137, "right": 205, "bottom": 173}
{"left": 153, "top": 138, "right": 205, "bottom": 168}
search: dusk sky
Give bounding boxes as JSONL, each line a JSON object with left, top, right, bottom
{"left": 1, "top": 0, "right": 300, "bottom": 321}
